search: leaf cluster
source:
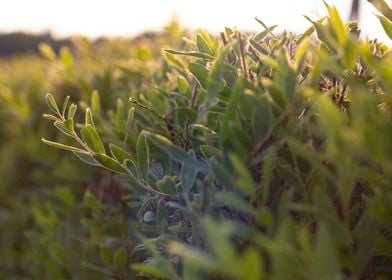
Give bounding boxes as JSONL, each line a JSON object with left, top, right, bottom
{"left": 41, "top": 2, "right": 392, "bottom": 279}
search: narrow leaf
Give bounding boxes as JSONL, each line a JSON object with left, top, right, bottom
{"left": 144, "top": 131, "right": 208, "bottom": 172}
{"left": 156, "top": 176, "right": 177, "bottom": 195}
{"left": 42, "top": 138, "right": 86, "bottom": 153}
{"left": 61, "top": 95, "right": 70, "bottom": 117}
{"left": 68, "top": 104, "right": 77, "bottom": 119}
{"left": 54, "top": 120, "right": 74, "bottom": 136}
{"left": 205, "top": 44, "right": 231, "bottom": 109}
{"left": 137, "top": 133, "right": 149, "bottom": 180}
{"left": 188, "top": 62, "right": 209, "bottom": 89}
{"left": 91, "top": 90, "right": 100, "bottom": 116}
{"left": 81, "top": 124, "right": 105, "bottom": 154}
{"left": 85, "top": 108, "right": 95, "bottom": 127}
{"left": 164, "top": 49, "right": 214, "bottom": 60}
{"left": 255, "top": 17, "right": 277, "bottom": 38}
{"left": 113, "top": 248, "right": 127, "bottom": 270}
{"left": 42, "top": 113, "right": 61, "bottom": 121}
{"left": 124, "top": 159, "right": 138, "bottom": 177}
{"left": 177, "top": 76, "right": 191, "bottom": 94}
{"left": 94, "top": 153, "right": 127, "bottom": 173}
{"left": 123, "top": 107, "right": 135, "bottom": 148}
{"left": 45, "top": 93, "right": 60, "bottom": 115}
{"left": 369, "top": 0, "right": 392, "bottom": 21}
{"left": 109, "top": 143, "right": 134, "bottom": 163}
{"left": 73, "top": 151, "right": 101, "bottom": 166}
{"left": 377, "top": 15, "right": 392, "bottom": 39}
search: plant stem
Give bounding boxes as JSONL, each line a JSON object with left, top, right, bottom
{"left": 238, "top": 32, "right": 248, "bottom": 79}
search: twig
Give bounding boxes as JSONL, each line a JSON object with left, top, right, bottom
{"left": 220, "top": 32, "right": 228, "bottom": 46}
{"left": 129, "top": 99, "right": 165, "bottom": 122}
{"left": 250, "top": 106, "right": 292, "bottom": 161}
{"left": 237, "top": 32, "right": 249, "bottom": 80}
{"left": 130, "top": 98, "right": 189, "bottom": 147}
{"left": 189, "top": 82, "right": 198, "bottom": 109}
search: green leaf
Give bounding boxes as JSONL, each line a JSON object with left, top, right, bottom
{"left": 352, "top": 218, "right": 379, "bottom": 279}
{"left": 368, "top": 196, "right": 392, "bottom": 227}
{"left": 198, "top": 29, "right": 215, "bottom": 51}
{"left": 180, "top": 165, "right": 197, "bottom": 193}
{"left": 253, "top": 25, "right": 278, "bottom": 42}
{"left": 190, "top": 124, "right": 217, "bottom": 136}
{"left": 60, "top": 48, "right": 73, "bottom": 71}
{"left": 84, "top": 190, "right": 101, "bottom": 213}
{"left": 220, "top": 78, "right": 246, "bottom": 143}
{"left": 42, "top": 113, "right": 61, "bottom": 122}
{"left": 91, "top": 90, "right": 101, "bottom": 116}
{"left": 137, "top": 133, "right": 149, "bottom": 180}
{"left": 177, "top": 75, "right": 191, "bottom": 94}
{"left": 176, "top": 107, "right": 197, "bottom": 127}
{"left": 81, "top": 124, "right": 105, "bottom": 154}
{"left": 45, "top": 93, "right": 60, "bottom": 115}
{"left": 73, "top": 151, "right": 101, "bottom": 166}
{"left": 115, "top": 98, "right": 126, "bottom": 130}
{"left": 137, "top": 198, "right": 154, "bottom": 222}
{"left": 240, "top": 249, "right": 263, "bottom": 280}
{"left": 229, "top": 153, "right": 257, "bottom": 196}
{"left": 196, "top": 33, "right": 213, "bottom": 55}
{"left": 369, "top": 0, "right": 392, "bottom": 21}
{"left": 164, "top": 49, "right": 214, "bottom": 60}
{"left": 68, "top": 103, "right": 77, "bottom": 119}
{"left": 218, "top": 192, "right": 257, "bottom": 215}
{"left": 109, "top": 143, "right": 133, "bottom": 163}
{"left": 324, "top": 2, "right": 346, "bottom": 44}
{"left": 273, "top": 50, "right": 296, "bottom": 102}
{"left": 49, "top": 243, "right": 66, "bottom": 265}
{"left": 168, "top": 242, "right": 216, "bottom": 271}
{"left": 131, "top": 263, "right": 173, "bottom": 279}
{"left": 188, "top": 62, "right": 209, "bottom": 89}
{"left": 377, "top": 15, "right": 392, "bottom": 39}
{"left": 164, "top": 52, "right": 186, "bottom": 69}
{"left": 85, "top": 108, "right": 95, "bottom": 127}
{"left": 39, "top": 43, "right": 56, "bottom": 61}
{"left": 304, "top": 16, "right": 336, "bottom": 52}
{"left": 54, "top": 120, "right": 74, "bottom": 136}
{"left": 168, "top": 225, "right": 193, "bottom": 233}
{"left": 94, "top": 153, "right": 127, "bottom": 173}
{"left": 124, "top": 159, "right": 138, "bottom": 178}
{"left": 297, "top": 25, "right": 315, "bottom": 44}
{"left": 315, "top": 223, "right": 339, "bottom": 279}
{"left": 42, "top": 138, "right": 86, "bottom": 153}
{"left": 205, "top": 43, "right": 231, "bottom": 109}
{"left": 123, "top": 107, "right": 135, "bottom": 147}
{"left": 113, "top": 248, "right": 127, "bottom": 270}
{"left": 61, "top": 95, "right": 70, "bottom": 117}
{"left": 262, "top": 148, "right": 275, "bottom": 204}
{"left": 156, "top": 200, "right": 168, "bottom": 230}
{"left": 249, "top": 39, "right": 269, "bottom": 56}
{"left": 144, "top": 131, "right": 208, "bottom": 172}
{"left": 156, "top": 176, "right": 177, "bottom": 195}
{"left": 252, "top": 96, "right": 271, "bottom": 140}
{"left": 255, "top": 17, "right": 277, "bottom": 39}
{"left": 99, "top": 246, "right": 112, "bottom": 266}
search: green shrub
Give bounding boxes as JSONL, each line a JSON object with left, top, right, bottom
{"left": 0, "top": 24, "right": 185, "bottom": 278}
{"left": 43, "top": 2, "right": 392, "bottom": 279}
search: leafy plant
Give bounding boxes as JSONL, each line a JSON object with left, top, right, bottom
{"left": 42, "top": 2, "right": 392, "bottom": 279}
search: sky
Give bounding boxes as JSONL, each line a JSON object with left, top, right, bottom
{"left": 0, "top": 0, "right": 390, "bottom": 43}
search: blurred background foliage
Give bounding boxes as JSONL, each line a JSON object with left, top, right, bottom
{"left": 0, "top": 21, "right": 185, "bottom": 278}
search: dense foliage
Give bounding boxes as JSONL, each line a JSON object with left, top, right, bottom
{"left": 2, "top": 1, "right": 392, "bottom": 279}
{"left": 0, "top": 22, "right": 184, "bottom": 278}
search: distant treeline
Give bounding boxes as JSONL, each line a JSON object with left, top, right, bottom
{"left": 0, "top": 32, "right": 72, "bottom": 56}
